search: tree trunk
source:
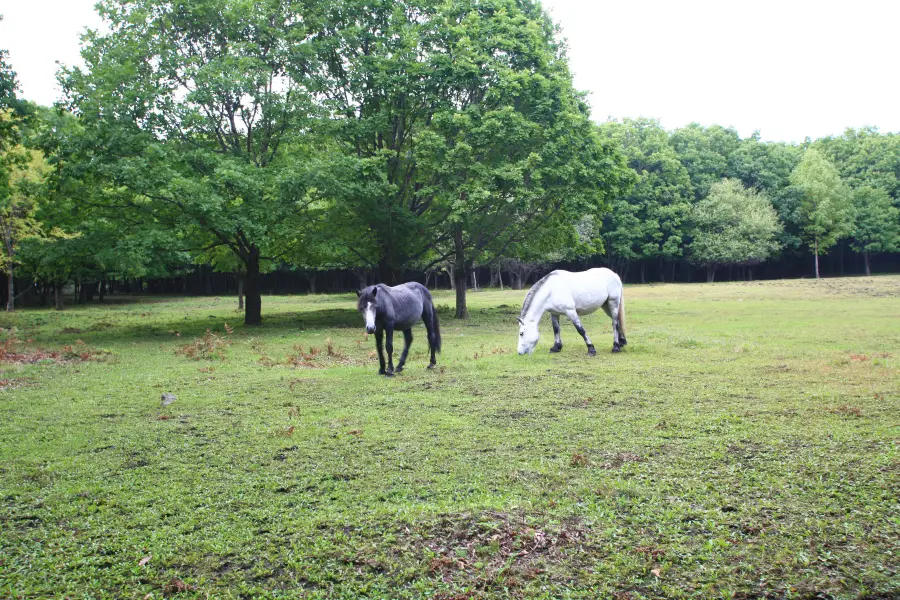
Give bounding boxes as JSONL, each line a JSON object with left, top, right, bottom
{"left": 471, "top": 270, "right": 478, "bottom": 291}
{"left": 498, "top": 268, "right": 503, "bottom": 290}
{"left": 659, "top": 256, "right": 664, "bottom": 282}
{"left": 244, "top": 246, "right": 262, "bottom": 325}
{"left": 707, "top": 265, "right": 717, "bottom": 283}
{"left": 839, "top": 242, "right": 845, "bottom": 275}
{"left": 640, "top": 262, "right": 645, "bottom": 284}
{"left": 237, "top": 274, "right": 244, "bottom": 310}
{"left": 448, "top": 264, "right": 456, "bottom": 290}
{"left": 6, "top": 267, "right": 13, "bottom": 313}
{"left": 54, "top": 284, "right": 64, "bottom": 310}
{"left": 814, "top": 237, "right": 820, "bottom": 279}
{"left": 453, "top": 227, "right": 468, "bottom": 319}
{"left": 864, "top": 251, "right": 871, "bottom": 276}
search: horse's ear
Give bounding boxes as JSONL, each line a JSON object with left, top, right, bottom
{"left": 372, "top": 287, "right": 378, "bottom": 297}
{"left": 355, "top": 290, "right": 361, "bottom": 297}
{"left": 516, "top": 317, "right": 525, "bottom": 326}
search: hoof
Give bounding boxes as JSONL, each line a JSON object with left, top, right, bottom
{"left": 383, "top": 371, "right": 394, "bottom": 377}
{"left": 427, "top": 363, "right": 436, "bottom": 369}
{"left": 378, "top": 369, "right": 385, "bottom": 375}
{"left": 619, "top": 337, "right": 628, "bottom": 347}
{"left": 394, "top": 366, "right": 404, "bottom": 373}
{"left": 549, "top": 344, "right": 562, "bottom": 353}
{"left": 587, "top": 346, "right": 596, "bottom": 356}
{"left": 611, "top": 345, "right": 621, "bottom": 353}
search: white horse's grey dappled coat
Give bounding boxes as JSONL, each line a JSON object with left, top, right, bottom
{"left": 517, "top": 268, "right": 627, "bottom": 355}
{"left": 356, "top": 282, "right": 441, "bottom": 376}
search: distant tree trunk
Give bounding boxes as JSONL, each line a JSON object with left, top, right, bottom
{"left": 448, "top": 264, "right": 456, "bottom": 290}
{"left": 640, "top": 262, "right": 646, "bottom": 284}
{"left": 244, "top": 246, "right": 262, "bottom": 325}
{"left": 814, "top": 237, "right": 820, "bottom": 279}
{"left": 6, "top": 268, "right": 13, "bottom": 312}
{"left": 453, "top": 227, "right": 469, "bottom": 319}
{"left": 471, "top": 270, "right": 478, "bottom": 291}
{"left": 864, "top": 251, "right": 871, "bottom": 276}
{"left": 659, "top": 256, "right": 664, "bottom": 282}
{"left": 839, "top": 242, "right": 845, "bottom": 275}
{"left": 498, "top": 268, "right": 504, "bottom": 290}
{"left": 98, "top": 279, "right": 106, "bottom": 302}
{"left": 54, "top": 284, "right": 64, "bottom": 310}
{"left": 307, "top": 272, "right": 317, "bottom": 294}
{"left": 707, "top": 265, "right": 717, "bottom": 283}
{"left": 237, "top": 273, "right": 244, "bottom": 310}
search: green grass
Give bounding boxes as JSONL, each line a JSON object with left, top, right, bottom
{"left": 1, "top": 277, "right": 898, "bottom": 599}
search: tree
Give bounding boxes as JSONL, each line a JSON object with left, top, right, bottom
{"left": 688, "top": 179, "right": 782, "bottom": 282}
{"left": 318, "top": 0, "right": 630, "bottom": 317}
{"left": 728, "top": 135, "right": 804, "bottom": 254}
{"left": 63, "top": 0, "right": 325, "bottom": 324}
{"left": 849, "top": 186, "right": 899, "bottom": 275}
{"left": 789, "top": 149, "right": 853, "bottom": 278}
{"left": 0, "top": 142, "right": 49, "bottom": 310}
{"left": 597, "top": 118, "right": 693, "bottom": 282}
{"left": 669, "top": 123, "right": 741, "bottom": 201}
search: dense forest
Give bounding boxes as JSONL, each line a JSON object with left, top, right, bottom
{"left": 1, "top": 1, "right": 898, "bottom": 324}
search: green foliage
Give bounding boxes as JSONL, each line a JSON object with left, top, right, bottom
{"left": 789, "top": 149, "right": 853, "bottom": 255}
{"left": 850, "top": 186, "right": 899, "bottom": 256}
{"left": 669, "top": 123, "right": 741, "bottom": 200}
{"left": 597, "top": 118, "right": 692, "bottom": 269}
{"left": 62, "top": 0, "right": 327, "bottom": 323}
{"left": 689, "top": 179, "right": 782, "bottom": 279}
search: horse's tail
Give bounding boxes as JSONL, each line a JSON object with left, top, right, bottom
{"left": 431, "top": 307, "right": 442, "bottom": 353}
{"left": 421, "top": 283, "right": 442, "bottom": 353}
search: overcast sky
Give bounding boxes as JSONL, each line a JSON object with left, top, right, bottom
{"left": 2, "top": 0, "right": 898, "bottom": 143}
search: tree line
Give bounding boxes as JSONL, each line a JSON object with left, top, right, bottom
{"left": 1, "top": 2, "right": 898, "bottom": 325}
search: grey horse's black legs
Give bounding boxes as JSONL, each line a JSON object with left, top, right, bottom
{"left": 384, "top": 327, "right": 395, "bottom": 376}
{"left": 550, "top": 314, "right": 563, "bottom": 352}
{"left": 565, "top": 310, "right": 595, "bottom": 356}
{"left": 395, "top": 329, "right": 413, "bottom": 372}
{"left": 602, "top": 300, "right": 624, "bottom": 353}
{"left": 375, "top": 329, "right": 386, "bottom": 374}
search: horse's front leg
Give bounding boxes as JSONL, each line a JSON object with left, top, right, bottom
{"left": 395, "top": 329, "right": 413, "bottom": 372}
{"left": 375, "top": 329, "right": 387, "bottom": 375}
{"left": 384, "top": 326, "right": 395, "bottom": 376}
{"left": 565, "top": 310, "right": 595, "bottom": 356}
{"left": 549, "top": 315, "right": 563, "bottom": 353}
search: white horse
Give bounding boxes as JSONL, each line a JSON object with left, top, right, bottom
{"left": 516, "top": 268, "right": 627, "bottom": 355}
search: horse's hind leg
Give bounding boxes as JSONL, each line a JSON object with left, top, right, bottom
{"left": 550, "top": 315, "right": 563, "bottom": 353}
{"left": 606, "top": 299, "right": 622, "bottom": 353}
{"left": 602, "top": 301, "right": 623, "bottom": 353}
{"left": 395, "top": 329, "right": 413, "bottom": 373}
{"left": 565, "top": 310, "right": 596, "bottom": 356}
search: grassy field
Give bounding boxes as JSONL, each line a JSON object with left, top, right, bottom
{"left": 0, "top": 276, "right": 898, "bottom": 599}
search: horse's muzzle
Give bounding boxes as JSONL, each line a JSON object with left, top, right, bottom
{"left": 366, "top": 326, "right": 376, "bottom": 334}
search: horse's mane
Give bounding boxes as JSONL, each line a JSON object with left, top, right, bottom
{"left": 520, "top": 272, "right": 555, "bottom": 318}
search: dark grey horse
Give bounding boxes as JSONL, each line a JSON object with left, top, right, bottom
{"left": 356, "top": 282, "right": 441, "bottom": 376}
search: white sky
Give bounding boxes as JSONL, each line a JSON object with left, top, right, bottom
{"left": 2, "top": 0, "right": 898, "bottom": 143}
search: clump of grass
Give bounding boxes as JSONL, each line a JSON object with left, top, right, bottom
{"left": 830, "top": 405, "right": 862, "bottom": 417}
{"left": 175, "top": 329, "right": 231, "bottom": 360}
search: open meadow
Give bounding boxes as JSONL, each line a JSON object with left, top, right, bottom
{"left": 1, "top": 276, "right": 898, "bottom": 599}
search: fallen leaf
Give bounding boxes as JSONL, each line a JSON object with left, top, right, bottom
{"left": 138, "top": 555, "right": 151, "bottom": 566}
{"left": 651, "top": 568, "right": 661, "bottom": 577}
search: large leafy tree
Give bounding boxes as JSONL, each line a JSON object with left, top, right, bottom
{"left": 317, "top": 0, "right": 629, "bottom": 317}
{"left": 849, "top": 186, "right": 899, "bottom": 275}
{"left": 789, "top": 149, "right": 853, "bottom": 278}
{"left": 597, "top": 118, "right": 693, "bottom": 282}
{"left": 62, "top": 0, "right": 324, "bottom": 324}
{"left": 688, "top": 178, "right": 782, "bottom": 282}
{"left": 728, "top": 134, "right": 803, "bottom": 253}
{"left": 669, "top": 123, "right": 741, "bottom": 201}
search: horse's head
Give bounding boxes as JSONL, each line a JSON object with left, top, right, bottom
{"left": 516, "top": 316, "right": 539, "bottom": 355}
{"left": 356, "top": 286, "right": 379, "bottom": 334}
